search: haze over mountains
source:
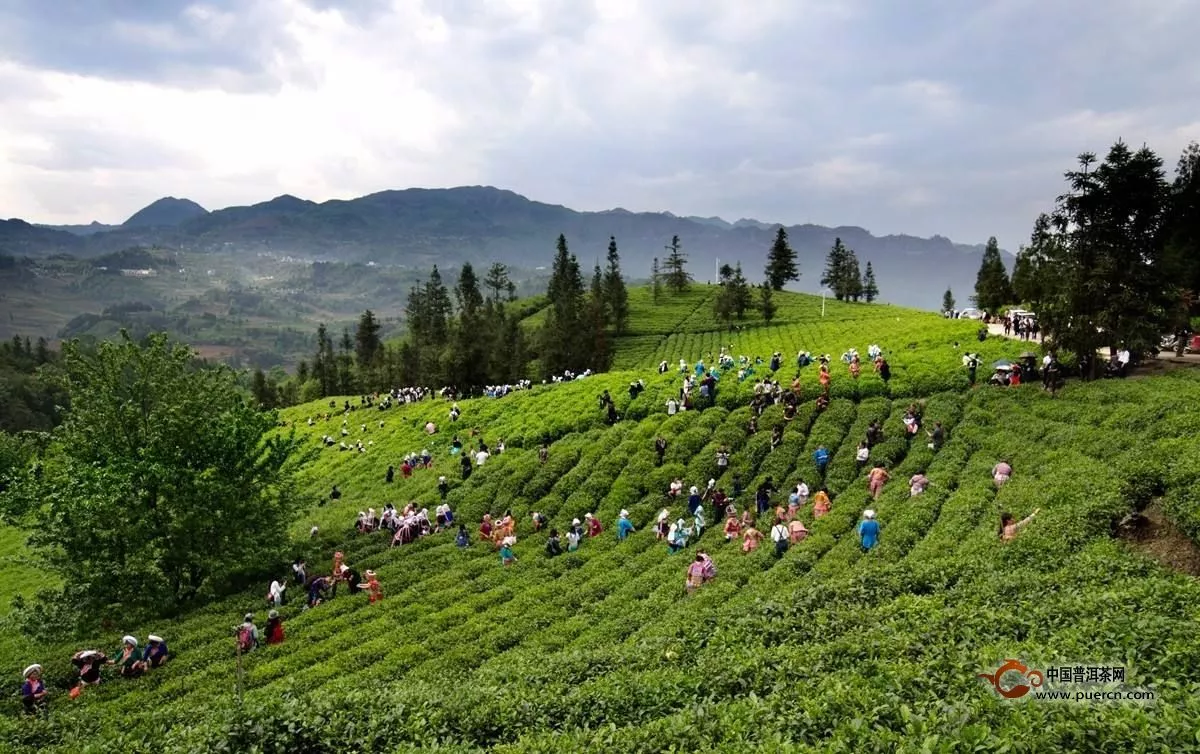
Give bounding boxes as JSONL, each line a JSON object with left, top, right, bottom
{"left": 3, "top": 186, "right": 997, "bottom": 309}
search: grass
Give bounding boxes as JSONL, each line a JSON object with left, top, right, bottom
{"left": 4, "top": 289, "right": 1200, "bottom": 752}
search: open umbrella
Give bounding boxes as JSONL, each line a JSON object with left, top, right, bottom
{"left": 1019, "top": 351, "right": 1038, "bottom": 359}
{"left": 993, "top": 359, "right": 1012, "bottom": 370}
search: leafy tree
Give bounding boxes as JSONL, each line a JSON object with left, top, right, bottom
{"left": 861, "top": 262, "right": 879, "bottom": 303}
{"left": 3, "top": 333, "right": 307, "bottom": 629}
{"left": 942, "top": 288, "right": 956, "bottom": 314}
{"left": 1164, "top": 141, "right": 1200, "bottom": 325}
{"left": 651, "top": 257, "right": 662, "bottom": 303}
{"left": 312, "top": 323, "right": 335, "bottom": 397}
{"left": 764, "top": 227, "right": 800, "bottom": 291}
{"left": 1033, "top": 142, "right": 1173, "bottom": 377}
{"left": 539, "top": 234, "right": 586, "bottom": 377}
{"left": 972, "top": 237, "right": 1012, "bottom": 314}
{"left": 251, "top": 368, "right": 276, "bottom": 409}
{"left": 714, "top": 264, "right": 736, "bottom": 326}
{"left": 354, "top": 310, "right": 382, "bottom": 369}
{"left": 758, "top": 282, "right": 777, "bottom": 323}
{"left": 450, "top": 262, "right": 487, "bottom": 389}
{"left": 663, "top": 235, "right": 691, "bottom": 293}
{"left": 337, "top": 328, "right": 355, "bottom": 394}
{"left": 731, "top": 263, "right": 753, "bottom": 319}
{"left": 604, "top": 236, "right": 630, "bottom": 334}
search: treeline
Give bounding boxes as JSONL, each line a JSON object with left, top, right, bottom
{"left": 974, "top": 139, "right": 1200, "bottom": 377}
{"left": 252, "top": 241, "right": 631, "bottom": 407}
{"left": 0, "top": 334, "right": 67, "bottom": 432}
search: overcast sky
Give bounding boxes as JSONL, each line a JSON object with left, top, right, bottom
{"left": 1, "top": 0, "right": 1197, "bottom": 250}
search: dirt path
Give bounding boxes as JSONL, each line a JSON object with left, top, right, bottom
{"left": 983, "top": 323, "right": 1200, "bottom": 369}
{"left": 1117, "top": 501, "right": 1200, "bottom": 577}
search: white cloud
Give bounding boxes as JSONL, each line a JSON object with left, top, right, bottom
{"left": 0, "top": 0, "right": 1197, "bottom": 255}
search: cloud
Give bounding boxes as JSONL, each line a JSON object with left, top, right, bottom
{"left": 0, "top": 0, "right": 1198, "bottom": 253}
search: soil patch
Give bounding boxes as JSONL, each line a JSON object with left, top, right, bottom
{"left": 1117, "top": 500, "right": 1200, "bottom": 576}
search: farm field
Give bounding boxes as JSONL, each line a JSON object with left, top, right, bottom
{"left": 5, "top": 291, "right": 1200, "bottom": 752}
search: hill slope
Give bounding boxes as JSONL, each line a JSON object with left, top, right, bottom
{"left": 5, "top": 294, "right": 1200, "bottom": 751}
{"left": 5, "top": 186, "right": 994, "bottom": 309}
{"left": 121, "top": 197, "right": 209, "bottom": 228}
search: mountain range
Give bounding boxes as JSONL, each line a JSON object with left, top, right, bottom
{"left": 2, "top": 186, "right": 996, "bottom": 308}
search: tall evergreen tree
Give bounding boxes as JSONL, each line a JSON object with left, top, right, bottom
{"left": 604, "top": 236, "right": 630, "bottom": 334}
{"left": 354, "top": 310, "right": 382, "bottom": 369}
{"left": 821, "top": 238, "right": 851, "bottom": 301}
{"left": 540, "top": 234, "right": 586, "bottom": 377}
{"left": 483, "top": 263, "right": 513, "bottom": 303}
{"left": 337, "top": 328, "right": 355, "bottom": 394}
{"left": 972, "top": 237, "right": 1013, "bottom": 313}
{"left": 845, "top": 252, "right": 863, "bottom": 302}
{"left": 586, "top": 264, "right": 611, "bottom": 371}
{"left": 861, "top": 261, "right": 879, "bottom": 303}
{"left": 758, "top": 282, "right": 777, "bottom": 323}
{"left": 942, "top": 288, "right": 956, "bottom": 314}
{"left": 764, "top": 227, "right": 799, "bottom": 290}
{"left": 663, "top": 235, "right": 691, "bottom": 292}
{"left": 731, "top": 263, "right": 753, "bottom": 319}
{"left": 451, "top": 262, "right": 488, "bottom": 389}
{"left": 714, "top": 263, "right": 736, "bottom": 326}
{"left": 1032, "top": 141, "right": 1173, "bottom": 377}
{"left": 651, "top": 257, "right": 663, "bottom": 303}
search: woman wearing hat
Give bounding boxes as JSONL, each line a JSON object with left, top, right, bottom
{"left": 585, "top": 513, "right": 603, "bottom": 538}
{"left": 71, "top": 649, "right": 107, "bottom": 688}
{"left": 499, "top": 537, "right": 517, "bottom": 566}
{"left": 21, "top": 664, "right": 47, "bottom": 715}
{"left": 265, "top": 610, "right": 285, "bottom": 644}
{"left": 143, "top": 635, "right": 169, "bottom": 668}
{"left": 111, "top": 635, "right": 145, "bottom": 677}
{"left": 361, "top": 570, "right": 383, "bottom": 603}
{"left": 566, "top": 519, "right": 583, "bottom": 552}
{"left": 616, "top": 510, "right": 635, "bottom": 540}
{"left": 858, "top": 510, "right": 880, "bottom": 553}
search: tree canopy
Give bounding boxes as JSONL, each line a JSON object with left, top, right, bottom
{"left": 972, "top": 237, "right": 1013, "bottom": 314}
{"left": 3, "top": 333, "right": 309, "bottom": 631}
{"left": 764, "top": 227, "right": 799, "bottom": 291}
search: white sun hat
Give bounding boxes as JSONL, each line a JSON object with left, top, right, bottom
{"left": 23, "top": 664, "right": 41, "bottom": 678}
{"left": 864, "top": 510, "right": 876, "bottom": 519}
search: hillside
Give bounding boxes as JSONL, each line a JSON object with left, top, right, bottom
{"left": 121, "top": 197, "right": 209, "bottom": 228}
{"left": 5, "top": 292, "right": 1200, "bottom": 751}
{"left": 2, "top": 186, "right": 994, "bottom": 309}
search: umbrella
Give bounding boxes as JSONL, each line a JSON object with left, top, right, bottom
{"left": 993, "top": 359, "right": 1012, "bottom": 369}
{"left": 1019, "top": 351, "right": 1038, "bottom": 359}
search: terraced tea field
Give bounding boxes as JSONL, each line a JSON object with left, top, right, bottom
{"left": 6, "top": 291, "right": 1200, "bottom": 752}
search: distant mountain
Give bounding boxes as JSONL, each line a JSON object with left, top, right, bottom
{"left": 0, "top": 218, "right": 82, "bottom": 255}
{"left": 123, "top": 197, "right": 209, "bottom": 228}
{"left": 2, "top": 186, "right": 1001, "bottom": 308}
{"left": 37, "top": 220, "right": 117, "bottom": 236}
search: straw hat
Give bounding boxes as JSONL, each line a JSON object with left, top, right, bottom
{"left": 690, "top": 486, "right": 698, "bottom": 495}
{"left": 147, "top": 634, "right": 163, "bottom": 644}
{"left": 572, "top": 518, "right": 581, "bottom": 526}
{"left": 864, "top": 510, "right": 876, "bottom": 519}
{"left": 122, "top": 635, "right": 137, "bottom": 646}
{"left": 619, "top": 509, "right": 629, "bottom": 518}
{"left": 268, "top": 610, "right": 279, "bottom": 620}
{"left": 23, "top": 664, "right": 41, "bottom": 678}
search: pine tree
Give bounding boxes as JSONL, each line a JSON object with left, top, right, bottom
{"left": 942, "top": 288, "right": 956, "bottom": 314}
{"left": 764, "top": 227, "right": 799, "bottom": 290}
{"left": 451, "top": 262, "right": 488, "bottom": 390}
{"left": 861, "top": 261, "right": 879, "bottom": 303}
{"left": 731, "top": 263, "right": 752, "bottom": 319}
{"left": 663, "top": 235, "right": 691, "bottom": 292}
{"left": 821, "top": 238, "right": 851, "bottom": 301}
{"left": 540, "top": 234, "right": 586, "bottom": 377}
{"left": 651, "top": 257, "right": 662, "bottom": 303}
{"left": 587, "top": 264, "right": 611, "bottom": 371}
{"left": 337, "top": 328, "right": 355, "bottom": 394}
{"left": 354, "top": 310, "right": 382, "bottom": 369}
{"left": 483, "top": 263, "right": 513, "bottom": 303}
{"left": 758, "top": 282, "right": 777, "bottom": 323}
{"left": 604, "top": 236, "right": 630, "bottom": 334}
{"left": 972, "top": 237, "right": 1013, "bottom": 314}
{"left": 845, "top": 252, "right": 863, "bottom": 302}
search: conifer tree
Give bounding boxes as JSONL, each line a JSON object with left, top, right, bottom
{"left": 663, "top": 235, "right": 691, "bottom": 292}
{"left": 604, "top": 236, "right": 629, "bottom": 334}
{"left": 861, "top": 261, "right": 879, "bottom": 303}
{"left": 765, "top": 226, "right": 799, "bottom": 290}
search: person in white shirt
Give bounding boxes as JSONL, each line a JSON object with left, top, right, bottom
{"left": 474, "top": 449, "right": 489, "bottom": 466}
{"left": 666, "top": 398, "right": 678, "bottom": 415}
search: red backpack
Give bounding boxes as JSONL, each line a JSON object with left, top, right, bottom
{"left": 237, "top": 624, "right": 256, "bottom": 653}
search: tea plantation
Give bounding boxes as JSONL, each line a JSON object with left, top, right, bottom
{"left": 6, "top": 290, "right": 1200, "bottom": 753}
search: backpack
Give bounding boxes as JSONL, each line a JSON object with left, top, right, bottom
{"left": 237, "top": 625, "right": 255, "bottom": 653}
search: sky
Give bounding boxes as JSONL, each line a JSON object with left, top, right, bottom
{"left": 1, "top": 0, "right": 1198, "bottom": 250}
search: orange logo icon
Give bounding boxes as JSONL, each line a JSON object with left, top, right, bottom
{"left": 978, "top": 659, "right": 1044, "bottom": 699}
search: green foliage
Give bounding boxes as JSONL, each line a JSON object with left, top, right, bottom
{"left": 820, "top": 238, "right": 864, "bottom": 301}
{"left": 4, "top": 333, "right": 309, "bottom": 631}
{"left": 603, "top": 237, "right": 630, "bottom": 335}
{"left": 663, "top": 235, "right": 691, "bottom": 293}
{"left": 861, "top": 261, "right": 879, "bottom": 303}
{"left": 972, "top": 236, "right": 1012, "bottom": 314}
{"left": 757, "top": 282, "right": 777, "bottom": 323}
{"left": 764, "top": 227, "right": 799, "bottom": 291}
{"left": 942, "top": 288, "right": 955, "bottom": 314}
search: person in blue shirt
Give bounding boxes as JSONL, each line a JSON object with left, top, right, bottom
{"left": 142, "top": 635, "right": 169, "bottom": 668}
{"left": 687, "top": 487, "right": 703, "bottom": 516}
{"left": 813, "top": 446, "right": 830, "bottom": 476}
{"left": 857, "top": 510, "right": 880, "bottom": 553}
{"left": 617, "top": 510, "right": 636, "bottom": 540}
